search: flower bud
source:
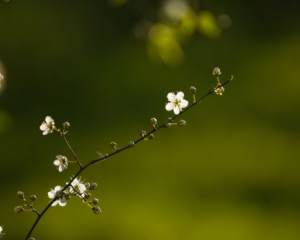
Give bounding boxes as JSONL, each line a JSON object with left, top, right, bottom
{"left": 150, "top": 118, "right": 157, "bottom": 125}
{"left": 84, "top": 193, "right": 91, "bottom": 199}
{"left": 17, "top": 191, "right": 25, "bottom": 200}
{"left": 29, "top": 238, "right": 35, "bottom": 240}
{"left": 89, "top": 183, "right": 97, "bottom": 190}
{"left": 110, "top": 142, "right": 117, "bottom": 148}
{"left": 212, "top": 67, "right": 221, "bottom": 76}
{"left": 92, "top": 198, "right": 99, "bottom": 205}
{"left": 63, "top": 122, "right": 70, "bottom": 128}
{"left": 30, "top": 195, "right": 37, "bottom": 202}
{"left": 190, "top": 86, "right": 196, "bottom": 94}
{"left": 167, "top": 118, "right": 173, "bottom": 123}
{"left": 149, "top": 134, "right": 154, "bottom": 140}
{"left": 85, "top": 182, "right": 91, "bottom": 189}
{"left": 140, "top": 130, "right": 146, "bottom": 137}
{"left": 92, "top": 206, "right": 102, "bottom": 214}
{"left": 164, "top": 123, "right": 171, "bottom": 129}
{"left": 129, "top": 141, "right": 135, "bottom": 148}
{"left": 177, "top": 120, "right": 186, "bottom": 126}
{"left": 14, "top": 206, "right": 24, "bottom": 213}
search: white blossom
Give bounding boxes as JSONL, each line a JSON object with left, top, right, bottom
{"left": 40, "top": 116, "right": 55, "bottom": 135}
{"left": 48, "top": 186, "right": 67, "bottom": 207}
{"left": 165, "top": 91, "right": 188, "bottom": 115}
{"left": 68, "top": 178, "right": 86, "bottom": 195}
{"left": 53, "top": 155, "right": 68, "bottom": 172}
{"left": 214, "top": 86, "right": 225, "bottom": 95}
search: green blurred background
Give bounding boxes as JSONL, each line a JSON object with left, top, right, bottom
{"left": 1, "top": 0, "right": 300, "bottom": 239}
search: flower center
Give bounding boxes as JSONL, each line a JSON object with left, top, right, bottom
{"left": 174, "top": 99, "right": 181, "bottom": 107}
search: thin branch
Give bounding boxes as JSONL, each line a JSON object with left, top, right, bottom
{"left": 87, "top": 75, "right": 233, "bottom": 166}
{"left": 62, "top": 133, "right": 83, "bottom": 168}
{"left": 24, "top": 76, "right": 233, "bottom": 239}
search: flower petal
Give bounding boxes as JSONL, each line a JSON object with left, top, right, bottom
{"left": 78, "top": 184, "right": 86, "bottom": 193}
{"left": 176, "top": 91, "right": 184, "bottom": 100}
{"left": 173, "top": 106, "right": 180, "bottom": 115}
{"left": 54, "top": 186, "right": 63, "bottom": 192}
{"left": 58, "top": 199, "right": 67, "bottom": 207}
{"left": 51, "top": 200, "right": 58, "bottom": 206}
{"left": 40, "top": 124, "right": 48, "bottom": 131}
{"left": 165, "top": 102, "right": 174, "bottom": 111}
{"left": 167, "top": 92, "right": 176, "bottom": 102}
{"left": 45, "top": 116, "right": 53, "bottom": 124}
{"left": 180, "top": 99, "right": 188, "bottom": 108}
{"left": 48, "top": 190, "right": 55, "bottom": 199}
{"left": 53, "top": 160, "right": 61, "bottom": 166}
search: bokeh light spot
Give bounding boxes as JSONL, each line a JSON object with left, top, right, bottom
{"left": 162, "top": 0, "right": 190, "bottom": 22}
{"left": 217, "top": 14, "right": 232, "bottom": 29}
{"left": 198, "top": 11, "right": 221, "bottom": 38}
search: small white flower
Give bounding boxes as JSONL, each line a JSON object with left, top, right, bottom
{"left": 48, "top": 186, "right": 67, "bottom": 207}
{"left": 40, "top": 116, "right": 55, "bottom": 135}
{"left": 53, "top": 155, "right": 68, "bottom": 172}
{"left": 214, "top": 86, "right": 225, "bottom": 95}
{"left": 165, "top": 91, "right": 188, "bottom": 115}
{"left": 68, "top": 178, "right": 86, "bottom": 195}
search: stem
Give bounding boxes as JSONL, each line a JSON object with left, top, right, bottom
{"left": 87, "top": 75, "right": 233, "bottom": 166}
{"left": 25, "top": 197, "right": 58, "bottom": 240}
{"left": 24, "top": 76, "right": 233, "bottom": 239}
{"left": 62, "top": 134, "right": 83, "bottom": 168}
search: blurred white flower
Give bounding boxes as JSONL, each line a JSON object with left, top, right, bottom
{"left": 53, "top": 155, "right": 68, "bottom": 172}
{"left": 48, "top": 186, "right": 67, "bottom": 207}
{"left": 0, "top": 225, "right": 4, "bottom": 238}
{"left": 68, "top": 178, "right": 86, "bottom": 195}
{"left": 0, "top": 73, "right": 3, "bottom": 88}
{"left": 165, "top": 91, "right": 188, "bottom": 115}
{"left": 40, "top": 116, "right": 55, "bottom": 135}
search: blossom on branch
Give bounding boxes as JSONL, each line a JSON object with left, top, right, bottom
{"left": 214, "top": 86, "right": 225, "bottom": 96}
{"left": 68, "top": 178, "right": 86, "bottom": 196}
{"left": 40, "top": 116, "right": 55, "bottom": 135}
{"left": 53, "top": 155, "right": 68, "bottom": 172}
{"left": 48, "top": 186, "right": 67, "bottom": 207}
{"left": 165, "top": 92, "right": 188, "bottom": 115}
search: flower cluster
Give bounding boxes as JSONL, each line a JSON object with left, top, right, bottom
{"left": 47, "top": 177, "right": 99, "bottom": 211}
